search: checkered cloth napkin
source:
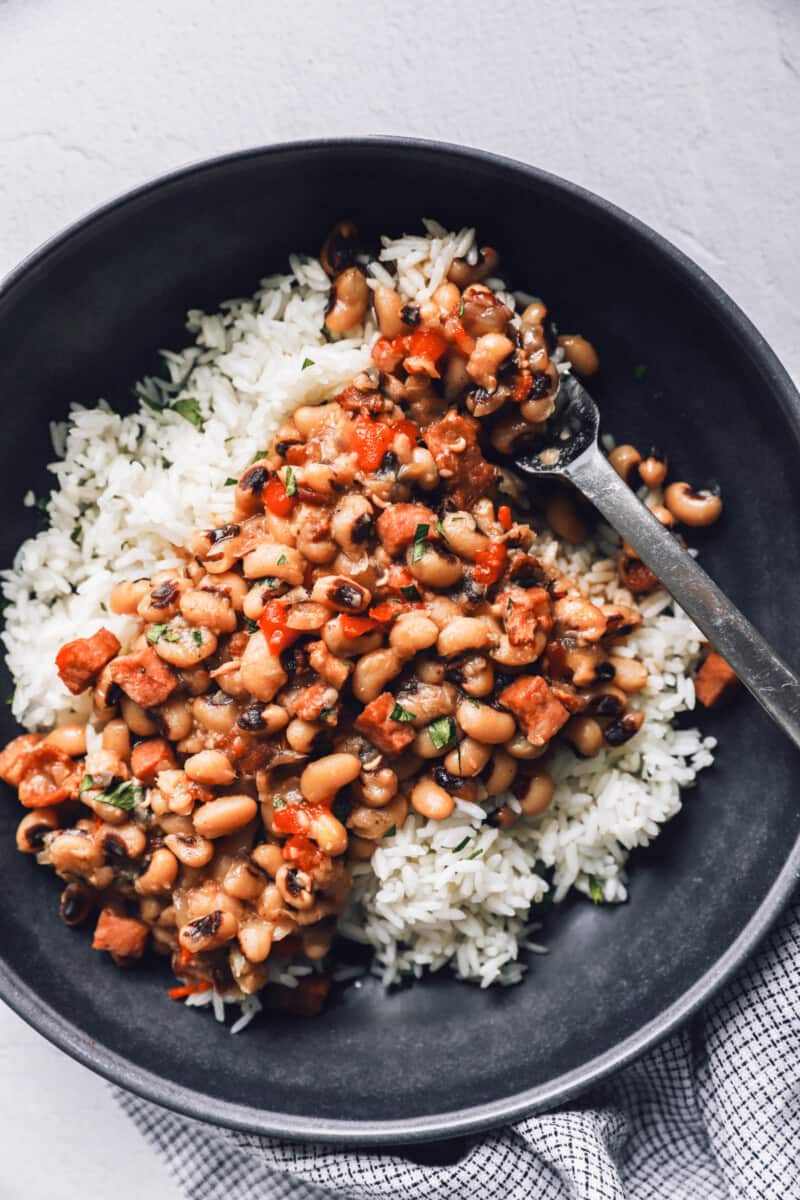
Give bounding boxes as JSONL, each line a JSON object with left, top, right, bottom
{"left": 116, "top": 895, "right": 800, "bottom": 1199}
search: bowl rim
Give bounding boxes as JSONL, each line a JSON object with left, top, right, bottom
{"left": 2, "top": 134, "right": 800, "bottom": 1145}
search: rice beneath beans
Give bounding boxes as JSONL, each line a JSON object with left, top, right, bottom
{"left": 1, "top": 220, "right": 715, "bottom": 999}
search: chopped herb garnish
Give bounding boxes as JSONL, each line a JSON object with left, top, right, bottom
{"left": 633, "top": 363, "right": 648, "bottom": 381}
{"left": 224, "top": 477, "right": 238, "bottom": 486}
{"left": 192, "top": 630, "right": 203, "bottom": 647}
{"left": 133, "top": 354, "right": 200, "bottom": 412}
{"left": 588, "top": 877, "right": 605, "bottom": 904}
{"left": 452, "top": 836, "right": 470, "bottom": 853}
{"left": 400, "top": 584, "right": 421, "bottom": 601}
{"left": 411, "top": 523, "right": 429, "bottom": 564}
{"left": 276, "top": 554, "right": 287, "bottom": 565}
{"left": 100, "top": 602, "right": 107, "bottom": 613}
{"left": 428, "top": 715, "right": 456, "bottom": 750}
{"left": 4, "top": 695, "right": 13, "bottom": 707}
{"left": 272, "top": 796, "right": 287, "bottom": 810}
{"left": 250, "top": 448, "right": 267, "bottom": 464}
{"left": 284, "top": 466, "right": 297, "bottom": 496}
{"left": 384, "top": 825, "right": 397, "bottom": 838}
{"left": 434, "top": 519, "right": 448, "bottom": 542}
{"left": 80, "top": 774, "right": 95, "bottom": 794}
{"left": 389, "top": 700, "right": 416, "bottom": 723}
{"left": 319, "top": 706, "right": 335, "bottom": 722}
{"left": 466, "top": 696, "right": 481, "bottom": 707}
{"left": 458, "top": 300, "right": 465, "bottom": 318}
{"left": 100, "top": 780, "right": 143, "bottom": 812}
{"left": 146, "top": 623, "right": 169, "bottom": 645}
{"left": 245, "top": 618, "right": 259, "bottom": 634}
{"left": 301, "top": 357, "right": 315, "bottom": 370}
{"left": 70, "top": 525, "right": 81, "bottom": 545}
{"left": 173, "top": 397, "right": 204, "bottom": 429}
{"left": 467, "top": 848, "right": 484, "bottom": 860}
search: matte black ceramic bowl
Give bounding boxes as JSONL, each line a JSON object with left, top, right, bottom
{"left": 2, "top": 138, "right": 800, "bottom": 1145}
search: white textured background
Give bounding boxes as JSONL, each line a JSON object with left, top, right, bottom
{"left": 0, "top": 1, "right": 797, "bottom": 1197}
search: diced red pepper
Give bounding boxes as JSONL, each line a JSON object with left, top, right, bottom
{"left": 264, "top": 475, "right": 296, "bottom": 517}
{"left": 258, "top": 600, "right": 302, "bottom": 655}
{"left": 404, "top": 328, "right": 449, "bottom": 377}
{"left": 177, "top": 946, "right": 196, "bottom": 969}
{"left": 283, "top": 834, "right": 324, "bottom": 872}
{"left": 340, "top": 613, "right": 380, "bottom": 638}
{"left": 498, "top": 505, "right": 513, "bottom": 531}
{"left": 273, "top": 802, "right": 329, "bottom": 836}
{"left": 450, "top": 323, "right": 476, "bottom": 357}
{"left": 392, "top": 418, "right": 420, "bottom": 445}
{"left": 168, "top": 982, "right": 212, "bottom": 1000}
{"left": 351, "top": 416, "right": 396, "bottom": 472}
{"left": 472, "top": 541, "right": 508, "bottom": 586}
{"left": 367, "top": 600, "right": 406, "bottom": 625}
{"left": 371, "top": 336, "right": 408, "bottom": 374}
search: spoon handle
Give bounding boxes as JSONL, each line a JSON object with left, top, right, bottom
{"left": 567, "top": 445, "right": 800, "bottom": 749}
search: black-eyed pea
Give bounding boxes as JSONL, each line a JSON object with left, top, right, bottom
{"left": 554, "top": 595, "right": 607, "bottom": 642}
{"left": 557, "top": 333, "right": 599, "bottom": 376}
{"left": 180, "top": 587, "right": 237, "bottom": 633}
{"left": 251, "top": 843, "right": 284, "bottom": 877}
{"left": 100, "top": 718, "right": 131, "bottom": 761}
{"left": 135, "top": 847, "right": 179, "bottom": 895}
{"left": 483, "top": 750, "right": 518, "bottom": 795}
{"left": 348, "top": 834, "right": 377, "bottom": 860}
{"left": 164, "top": 832, "right": 215, "bottom": 868}
{"left": 639, "top": 454, "right": 668, "bottom": 489}
{"left": 59, "top": 881, "right": 93, "bottom": 926}
{"left": 307, "top": 809, "right": 349, "bottom": 857}
{"left": 413, "top": 727, "right": 449, "bottom": 759}
{"left": 223, "top": 858, "right": 266, "bottom": 901}
{"left": 325, "top": 266, "right": 369, "bottom": 333}
{"left": 504, "top": 732, "right": 547, "bottom": 760}
{"left": 193, "top": 691, "right": 238, "bottom": 733}
{"left": 664, "top": 481, "right": 723, "bottom": 527}
{"left": 389, "top": 612, "right": 439, "bottom": 658}
{"left": 96, "top": 821, "right": 147, "bottom": 861}
{"left": 352, "top": 648, "right": 403, "bottom": 704}
{"left": 120, "top": 696, "right": 158, "bottom": 737}
{"left": 411, "top": 777, "right": 455, "bottom": 820}
{"left": 456, "top": 700, "right": 515, "bottom": 745}
{"left": 256, "top": 882, "right": 284, "bottom": 922}
{"left": 544, "top": 492, "right": 589, "bottom": 544}
{"left": 178, "top": 909, "right": 238, "bottom": 954}
{"left": 437, "top": 617, "right": 496, "bottom": 658}
{"left": 466, "top": 332, "right": 515, "bottom": 391}
{"left": 276, "top": 863, "right": 316, "bottom": 910}
{"left": 286, "top": 718, "right": 322, "bottom": 754}
{"left": 608, "top": 444, "right": 642, "bottom": 484}
{"left": 43, "top": 724, "right": 87, "bottom": 757}
{"left": 564, "top": 715, "right": 605, "bottom": 757}
{"left": 155, "top": 694, "right": 193, "bottom": 742}
{"left": 444, "top": 737, "right": 491, "bottom": 777}
{"left": 202, "top": 570, "right": 249, "bottom": 611}
{"left": 153, "top": 621, "right": 218, "bottom": 668}
{"left": 607, "top": 655, "right": 649, "bottom": 693}
{"left": 49, "top": 830, "right": 104, "bottom": 874}
{"left": 648, "top": 503, "right": 675, "bottom": 528}
{"left": 109, "top": 578, "right": 150, "bottom": 615}
{"left": 302, "top": 924, "right": 335, "bottom": 960}
{"left": 518, "top": 768, "right": 554, "bottom": 816}
{"left": 347, "top": 793, "right": 408, "bottom": 841}
{"left": 240, "top": 631, "right": 288, "bottom": 702}
{"left": 407, "top": 544, "right": 463, "bottom": 588}
{"left": 193, "top": 795, "right": 258, "bottom": 839}
{"left": 353, "top": 767, "right": 398, "bottom": 809}
{"left": 16, "top": 808, "right": 60, "bottom": 854}
{"left": 184, "top": 749, "right": 236, "bottom": 786}
{"left": 238, "top": 919, "right": 274, "bottom": 964}
{"left": 300, "top": 753, "right": 361, "bottom": 805}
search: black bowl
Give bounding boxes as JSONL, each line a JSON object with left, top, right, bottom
{"left": 2, "top": 138, "right": 799, "bottom": 1145}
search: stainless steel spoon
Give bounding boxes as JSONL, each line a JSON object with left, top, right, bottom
{"left": 511, "top": 373, "right": 800, "bottom": 749}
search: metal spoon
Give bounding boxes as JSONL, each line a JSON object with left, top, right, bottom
{"left": 511, "top": 373, "right": 800, "bottom": 749}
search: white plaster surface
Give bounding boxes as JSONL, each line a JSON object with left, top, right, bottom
{"left": 0, "top": 0, "right": 797, "bottom": 1196}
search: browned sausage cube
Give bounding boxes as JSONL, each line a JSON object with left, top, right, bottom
{"left": 308, "top": 641, "right": 351, "bottom": 691}
{"left": 130, "top": 737, "right": 177, "bottom": 785}
{"left": 695, "top": 650, "right": 740, "bottom": 708}
{"left": 355, "top": 692, "right": 417, "bottom": 756}
{"left": 498, "top": 675, "right": 570, "bottom": 746}
{"left": 109, "top": 647, "right": 176, "bottom": 708}
{"left": 376, "top": 503, "right": 436, "bottom": 558}
{"left": 55, "top": 627, "right": 121, "bottom": 695}
{"left": 92, "top": 907, "right": 148, "bottom": 959}
{"left": 423, "top": 411, "right": 497, "bottom": 510}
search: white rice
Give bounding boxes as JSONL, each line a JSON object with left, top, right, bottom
{"left": 1, "top": 220, "right": 714, "bottom": 996}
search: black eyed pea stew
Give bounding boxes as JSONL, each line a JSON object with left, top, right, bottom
{"left": 0, "top": 226, "right": 727, "bottom": 1014}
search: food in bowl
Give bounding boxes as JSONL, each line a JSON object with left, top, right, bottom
{"left": 0, "top": 220, "right": 726, "bottom": 1026}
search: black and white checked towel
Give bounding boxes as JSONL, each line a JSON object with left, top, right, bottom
{"left": 116, "top": 895, "right": 800, "bottom": 1199}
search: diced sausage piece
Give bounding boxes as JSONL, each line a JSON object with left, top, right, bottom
{"left": 17, "top": 744, "right": 80, "bottom": 807}
{"left": 0, "top": 733, "right": 43, "bottom": 787}
{"left": 354, "top": 692, "right": 417, "bottom": 756}
{"left": 423, "top": 411, "right": 497, "bottom": 510}
{"left": 92, "top": 907, "right": 149, "bottom": 959}
{"left": 695, "top": 650, "right": 740, "bottom": 708}
{"left": 498, "top": 675, "right": 570, "bottom": 746}
{"left": 288, "top": 682, "right": 338, "bottom": 722}
{"left": 501, "top": 587, "right": 553, "bottom": 646}
{"left": 109, "top": 647, "right": 176, "bottom": 708}
{"left": 55, "top": 627, "right": 121, "bottom": 695}
{"left": 376, "top": 503, "right": 436, "bottom": 559}
{"left": 130, "top": 738, "right": 177, "bottom": 785}
{"left": 308, "top": 640, "right": 351, "bottom": 690}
